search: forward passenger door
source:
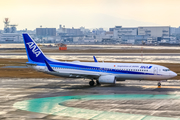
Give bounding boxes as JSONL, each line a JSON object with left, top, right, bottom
{"left": 153, "top": 67, "right": 158, "bottom": 75}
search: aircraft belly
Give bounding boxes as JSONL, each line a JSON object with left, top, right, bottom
{"left": 116, "top": 74, "right": 172, "bottom": 81}
{"left": 44, "top": 71, "right": 70, "bottom": 77}
{"left": 144, "top": 75, "right": 171, "bottom": 80}
{"left": 116, "top": 74, "right": 145, "bottom": 80}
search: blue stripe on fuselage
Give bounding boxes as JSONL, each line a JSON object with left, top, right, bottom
{"left": 34, "top": 61, "right": 157, "bottom": 76}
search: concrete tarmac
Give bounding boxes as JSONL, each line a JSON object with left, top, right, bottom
{"left": 1, "top": 78, "right": 180, "bottom": 120}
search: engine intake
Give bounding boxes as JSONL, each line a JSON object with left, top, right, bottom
{"left": 99, "top": 75, "right": 116, "bottom": 84}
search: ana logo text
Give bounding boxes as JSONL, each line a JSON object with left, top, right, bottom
{"left": 140, "top": 66, "right": 152, "bottom": 69}
{"left": 26, "top": 42, "right": 41, "bottom": 57}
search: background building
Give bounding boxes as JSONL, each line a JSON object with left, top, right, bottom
{"left": 0, "top": 33, "right": 22, "bottom": 42}
{"left": 113, "top": 26, "right": 137, "bottom": 38}
{"left": 36, "top": 28, "right": 56, "bottom": 36}
{"left": 58, "top": 25, "right": 83, "bottom": 35}
{"left": 0, "top": 18, "right": 180, "bottom": 45}
{"left": 138, "top": 26, "right": 170, "bottom": 38}
{"left": 57, "top": 25, "right": 86, "bottom": 43}
{"left": 114, "top": 26, "right": 138, "bottom": 37}
{"left": 113, "top": 26, "right": 138, "bottom": 44}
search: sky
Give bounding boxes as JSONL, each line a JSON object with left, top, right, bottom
{"left": 0, "top": 0, "right": 180, "bottom": 30}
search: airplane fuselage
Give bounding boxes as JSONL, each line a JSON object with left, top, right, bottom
{"left": 29, "top": 62, "right": 177, "bottom": 81}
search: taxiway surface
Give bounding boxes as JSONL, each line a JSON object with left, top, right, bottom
{"left": 1, "top": 78, "right": 180, "bottom": 120}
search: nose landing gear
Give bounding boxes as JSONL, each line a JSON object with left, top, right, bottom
{"left": 157, "top": 82, "right": 161, "bottom": 87}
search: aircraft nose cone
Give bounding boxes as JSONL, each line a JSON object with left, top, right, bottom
{"left": 171, "top": 71, "right": 177, "bottom": 77}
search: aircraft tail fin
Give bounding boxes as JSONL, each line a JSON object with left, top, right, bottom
{"left": 22, "top": 33, "right": 49, "bottom": 63}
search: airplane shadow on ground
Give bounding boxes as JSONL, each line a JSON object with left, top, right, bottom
{"left": 29, "top": 80, "right": 180, "bottom": 95}
{"left": 30, "top": 82, "right": 93, "bottom": 89}
{"left": 27, "top": 82, "right": 144, "bottom": 99}
{"left": 29, "top": 81, "right": 141, "bottom": 90}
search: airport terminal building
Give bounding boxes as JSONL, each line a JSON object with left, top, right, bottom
{"left": 138, "top": 26, "right": 170, "bottom": 38}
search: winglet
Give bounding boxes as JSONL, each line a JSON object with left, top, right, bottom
{"left": 93, "top": 56, "right": 98, "bottom": 62}
{"left": 44, "top": 60, "right": 54, "bottom": 72}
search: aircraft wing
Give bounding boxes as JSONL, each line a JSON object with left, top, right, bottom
{"left": 8, "top": 61, "right": 37, "bottom": 66}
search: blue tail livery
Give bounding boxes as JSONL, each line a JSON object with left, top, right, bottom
{"left": 22, "top": 33, "right": 49, "bottom": 63}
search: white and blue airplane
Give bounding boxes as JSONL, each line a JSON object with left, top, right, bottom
{"left": 22, "top": 33, "right": 177, "bottom": 87}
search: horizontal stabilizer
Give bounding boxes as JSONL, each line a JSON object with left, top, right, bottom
{"left": 26, "top": 63, "right": 37, "bottom": 66}
{"left": 7, "top": 61, "right": 37, "bottom": 66}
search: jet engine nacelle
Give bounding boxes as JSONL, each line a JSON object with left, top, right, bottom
{"left": 99, "top": 75, "right": 116, "bottom": 84}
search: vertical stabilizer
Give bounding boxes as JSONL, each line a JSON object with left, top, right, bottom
{"left": 22, "top": 33, "right": 49, "bottom": 63}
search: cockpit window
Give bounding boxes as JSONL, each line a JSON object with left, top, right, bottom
{"left": 163, "top": 69, "right": 170, "bottom": 71}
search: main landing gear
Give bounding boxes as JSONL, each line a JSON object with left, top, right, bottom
{"left": 96, "top": 80, "right": 101, "bottom": 86}
{"left": 89, "top": 80, "right": 95, "bottom": 86}
{"left": 89, "top": 79, "right": 101, "bottom": 86}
